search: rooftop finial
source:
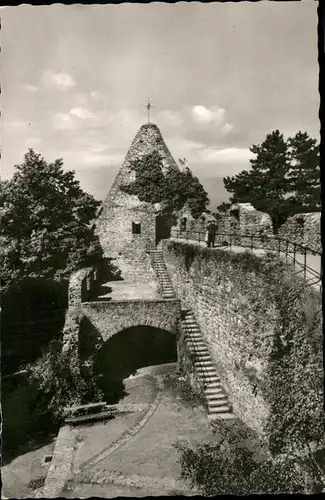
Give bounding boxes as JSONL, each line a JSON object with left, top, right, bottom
{"left": 146, "top": 98, "right": 155, "bottom": 124}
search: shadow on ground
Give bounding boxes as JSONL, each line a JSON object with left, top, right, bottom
{"left": 2, "top": 377, "right": 59, "bottom": 465}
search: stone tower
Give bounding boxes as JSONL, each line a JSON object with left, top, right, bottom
{"left": 95, "top": 123, "right": 179, "bottom": 281}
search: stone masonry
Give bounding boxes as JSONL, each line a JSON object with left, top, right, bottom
{"left": 278, "top": 212, "right": 321, "bottom": 252}
{"left": 95, "top": 123, "right": 179, "bottom": 282}
{"left": 81, "top": 299, "right": 181, "bottom": 344}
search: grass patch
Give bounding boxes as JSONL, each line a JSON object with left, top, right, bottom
{"left": 163, "top": 372, "right": 206, "bottom": 408}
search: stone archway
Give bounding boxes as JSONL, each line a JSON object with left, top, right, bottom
{"left": 92, "top": 325, "right": 178, "bottom": 404}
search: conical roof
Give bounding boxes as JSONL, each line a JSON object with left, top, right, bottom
{"left": 102, "top": 123, "right": 179, "bottom": 210}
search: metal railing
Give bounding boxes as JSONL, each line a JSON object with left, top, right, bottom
{"left": 170, "top": 229, "right": 322, "bottom": 292}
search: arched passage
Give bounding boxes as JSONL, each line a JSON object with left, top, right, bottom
{"left": 93, "top": 325, "right": 177, "bottom": 404}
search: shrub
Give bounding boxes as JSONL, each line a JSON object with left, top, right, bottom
{"left": 28, "top": 337, "right": 104, "bottom": 423}
{"left": 174, "top": 421, "right": 323, "bottom": 494}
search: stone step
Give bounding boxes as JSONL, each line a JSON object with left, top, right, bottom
{"left": 188, "top": 346, "right": 207, "bottom": 352}
{"left": 205, "top": 387, "right": 224, "bottom": 395}
{"left": 186, "top": 339, "right": 207, "bottom": 346}
{"left": 196, "top": 366, "right": 217, "bottom": 372}
{"left": 208, "top": 399, "right": 229, "bottom": 408}
{"left": 206, "top": 393, "right": 227, "bottom": 400}
{"left": 208, "top": 405, "right": 231, "bottom": 414}
{"left": 208, "top": 413, "right": 237, "bottom": 422}
{"left": 206, "top": 378, "right": 222, "bottom": 384}
{"left": 194, "top": 360, "right": 213, "bottom": 366}
{"left": 187, "top": 344, "right": 209, "bottom": 352}
{"left": 201, "top": 376, "right": 221, "bottom": 383}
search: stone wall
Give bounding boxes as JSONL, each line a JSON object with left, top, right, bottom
{"left": 278, "top": 212, "right": 321, "bottom": 252}
{"left": 96, "top": 123, "right": 179, "bottom": 262}
{"left": 81, "top": 299, "right": 181, "bottom": 344}
{"left": 161, "top": 239, "right": 322, "bottom": 439}
{"left": 37, "top": 425, "right": 76, "bottom": 498}
{"left": 68, "top": 267, "right": 98, "bottom": 307}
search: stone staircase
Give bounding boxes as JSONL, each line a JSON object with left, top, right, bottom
{"left": 150, "top": 250, "right": 177, "bottom": 299}
{"left": 181, "top": 310, "right": 235, "bottom": 421}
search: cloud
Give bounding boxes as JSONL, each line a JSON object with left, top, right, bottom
{"left": 5, "top": 119, "right": 30, "bottom": 130}
{"left": 53, "top": 112, "right": 75, "bottom": 130}
{"left": 59, "top": 149, "right": 124, "bottom": 169}
{"left": 222, "top": 123, "right": 234, "bottom": 134}
{"left": 157, "top": 110, "right": 183, "bottom": 128}
{"left": 198, "top": 146, "right": 253, "bottom": 164}
{"left": 41, "top": 70, "right": 76, "bottom": 90}
{"left": 24, "top": 136, "right": 41, "bottom": 147}
{"left": 69, "top": 107, "right": 94, "bottom": 119}
{"left": 53, "top": 106, "right": 94, "bottom": 130}
{"left": 192, "top": 105, "right": 226, "bottom": 126}
{"left": 90, "top": 91, "right": 103, "bottom": 99}
{"left": 23, "top": 84, "right": 38, "bottom": 93}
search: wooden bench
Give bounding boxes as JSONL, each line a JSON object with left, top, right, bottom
{"left": 63, "top": 402, "right": 107, "bottom": 418}
{"left": 65, "top": 410, "right": 115, "bottom": 426}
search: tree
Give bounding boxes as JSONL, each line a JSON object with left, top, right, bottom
{"left": 215, "top": 201, "right": 232, "bottom": 214}
{"left": 0, "top": 149, "right": 103, "bottom": 291}
{"left": 222, "top": 130, "right": 320, "bottom": 232}
{"left": 28, "top": 336, "right": 104, "bottom": 423}
{"left": 286, "top": 131, "right": 320, "bottom": 212}
{"left": 120, "top": 152, "right": 209, "bottom": 219}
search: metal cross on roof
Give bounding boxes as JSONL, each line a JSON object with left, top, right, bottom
{"left": 146, "top": 98, "right": 155, "bottom": 123}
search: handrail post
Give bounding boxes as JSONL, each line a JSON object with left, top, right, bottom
{"left": 250, "top": 234, "right": 253, "bottom": 253}
{"left": 293, "top": 243, "right": 296, "bottom": 266}
{"left": 304, "top": 248, "right": 307, "bottom": 281}
{"left": 198, "top": 231, "right": 201, "bottom": 244}
{"left": 285, "top": 240, "right": 288, "bottom": 263}
{"left": 278, "top": 238, "right": 281, "bottom": 255}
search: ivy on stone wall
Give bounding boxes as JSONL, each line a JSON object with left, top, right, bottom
{"left": 28, "top": 309, "right": 104, "bottom": 423}
{"left": 120, "top": 151, "right": 209, "bottom": 218}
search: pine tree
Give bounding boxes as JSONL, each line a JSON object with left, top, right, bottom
{"left": 286, "top": 131, "right": 320, "bottom": 212}
{"left": 222, "top": 130, "right": 320, "bottom": 232}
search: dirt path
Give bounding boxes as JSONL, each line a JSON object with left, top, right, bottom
{"left": 67, "top": 363, "right": 217, "bottom": 497}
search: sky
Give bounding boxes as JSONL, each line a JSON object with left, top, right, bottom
{"left": 1, "top": 2, "right": 319, "bottom": 209}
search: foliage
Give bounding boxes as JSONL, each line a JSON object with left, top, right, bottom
{"left": 264, "top": 282, "right": 324, "bottom": 456}
{"left": 163, "top": 372, "right": 206, "bottom": 407}
{"left": 214, "top": 201, "right": 231, "bottom": 214}
{"left": 222, "top": 130, "right": 320, "bottom": 231}
{"left": 164, "top": 239, "right": 323, "bottom": 456}
{"left": 29, "top": 327, "right": 104, "bottom": 423}
{"left": 120, "top": 151, "right": 209, "bottom": 219}
{"left": 1, "top": 278, "right": 67, "bottom": 375}
{"left": 0, "top": 149, "right": 103, "bottom": 292}
{"left": 174, "top": 421, "right": 257, "bottom": 495}
{"left": 174, "top": 420, "right": 321, "bottom": 494}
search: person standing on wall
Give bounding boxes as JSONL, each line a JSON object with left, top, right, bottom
{"left": 206, "top": 220, "right": 218, "bottom": 248}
